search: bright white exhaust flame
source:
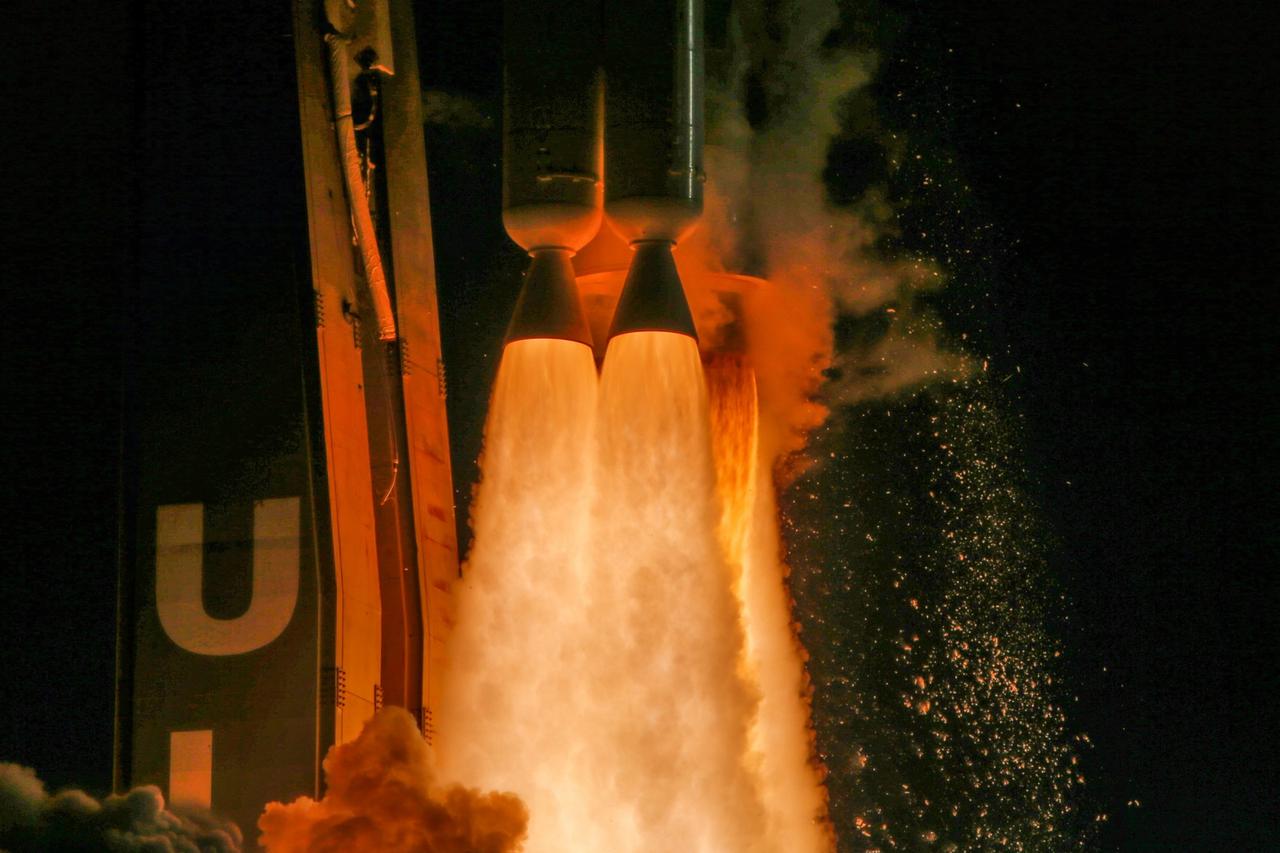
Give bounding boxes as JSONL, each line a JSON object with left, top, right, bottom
{"left": 438, "top": 333, "right": 832, "bottom": 851}
{"left": 707, "top": 356, "right": 833, "bottom": 851}
{"left": 436, "top": 337, "right": 600, "bottom": 848}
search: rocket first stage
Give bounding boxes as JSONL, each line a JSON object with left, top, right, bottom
{"left": 504, "top": 0, "right": 706, "bottom": 351}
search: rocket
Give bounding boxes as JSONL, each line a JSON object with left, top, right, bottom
{"left": 503, "top": 0, "right": 705, "bottom": 349}
{"left": 113, "top": 0, "right": 710, "bottom": 844}
{"left": 501, "top": 0, "right": 599, "bottom": 348}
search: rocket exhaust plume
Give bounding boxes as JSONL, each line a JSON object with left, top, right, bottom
{"left": 585, "top": 330, "right": 767, "bottom": 849}
{"left": 442, "top": 259, "right": 837, "bottom": 853}
{"left": 436, "top": 337, "right": 601, "bottom": 849}
{"left": 437, "top": 0, "right": 830, "bottom": 848}
{"left": 441, "top": 330, "right": 808, "bottom": 851}
{"left": 705, "top": 354, "right": 835, "bottom": 850}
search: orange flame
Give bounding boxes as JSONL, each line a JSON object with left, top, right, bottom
{"left": 434, "top": 332, "right": 832, "bottom": 851}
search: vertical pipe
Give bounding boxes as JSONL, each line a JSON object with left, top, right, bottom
{"left": 326, "top": 33, "right": 398, "bottom": 342}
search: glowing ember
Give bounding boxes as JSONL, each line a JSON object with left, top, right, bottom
{"left": 438, "top": 332, "right": 832, "bottom": 851}
{"left": 786, "top": 379, "right": 1087, "bottom": 850}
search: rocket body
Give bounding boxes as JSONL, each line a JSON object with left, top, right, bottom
{"left": 502, "top": 0, "right": 706, "bottom": 347}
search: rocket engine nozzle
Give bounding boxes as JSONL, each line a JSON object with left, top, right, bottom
{"left": 501, "top": 0, "right": 601, "bottom": 350}
{"left": 602, "top": 0, "right": 704, "bottom": 345}
{"left": 607, "top": 240, "right": 698, "bottom": 342}
{"left": 506, "top": 248, "right": 594, "bottom": 347}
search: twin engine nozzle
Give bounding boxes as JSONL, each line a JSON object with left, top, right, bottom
{"left": 502, "top": 0, "right": 704, "bottom": 351}
{"left": 505, "top": 249, "right": 593, "bottom": 348}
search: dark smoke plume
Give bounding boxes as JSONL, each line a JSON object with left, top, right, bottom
{"left": 0, "top": 762, "right": 241, "bottom": 852}
{"left": 258, "top": 707, "right": 527, "bottom": 853}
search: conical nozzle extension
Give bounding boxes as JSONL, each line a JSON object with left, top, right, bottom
{"left": 505, "top": 248, "right": 594, "bottom": 348}
{"left": 607, "top": 240, "right": 698, "bottom": 342}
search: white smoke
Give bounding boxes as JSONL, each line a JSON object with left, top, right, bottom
{"left": 699, "top": 0, "right": 971, "bottom": 456}
{"left": 0, "top": 763, "right": 241, "bottom": 852}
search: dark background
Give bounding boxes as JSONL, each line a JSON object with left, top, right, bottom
{"left": 3, "top": 0, "right": 1273, "bottom": 850}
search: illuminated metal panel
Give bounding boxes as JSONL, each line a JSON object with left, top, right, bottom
{"left": 381, "top": 0, "right": 461, "bottom": 740}
{"left": 292, "top": 0, "right": 384, "bottom": 750}
{"left": 168, "top": 730, "right": 213, "bottom": 810}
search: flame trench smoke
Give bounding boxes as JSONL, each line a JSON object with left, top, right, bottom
{"left": 437, "top": 330, "right": 832, "bottom": 851}
{"left": 0, "top": 763, "right": 241, "bottom": 852}
{"left": 259, "top": 708, "right": 527, "bottom": 853}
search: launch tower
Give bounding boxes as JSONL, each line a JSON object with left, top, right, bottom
{"left": 113, "top": 0, "right": 458, "bottom": 841}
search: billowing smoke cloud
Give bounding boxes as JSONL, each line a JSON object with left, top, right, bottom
{"left": 258, "top": 707, "right": 527, "bottom": 853}
{"left": 0, "top": 763, "right": 241, "bottom": 852}
{"left": 695, "top": 0, "right": 972, "bottom": 469}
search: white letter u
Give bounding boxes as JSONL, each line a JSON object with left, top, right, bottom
{"left": 155, "top": 498, "right": 300, "bottom": 656}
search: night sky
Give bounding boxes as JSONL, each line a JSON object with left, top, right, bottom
{"left": 3, "top": 0, "right": 1273, "bottom": 850}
